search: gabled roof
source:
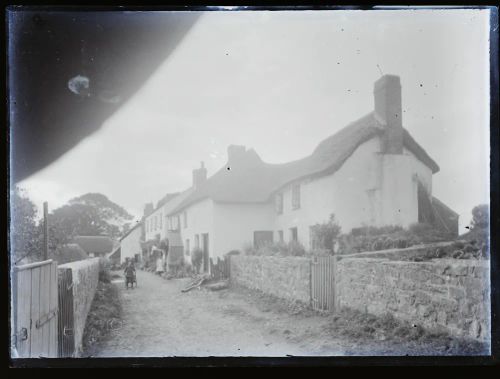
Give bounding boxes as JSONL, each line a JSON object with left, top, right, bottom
{"left": 168, "top": 112, "right": 440, "bottom": 215}
{"left": 119, "top": 222, "right": 143, "bottom": 241}
{"left": 74, "top": 235, "right": 115, "bottom": 254}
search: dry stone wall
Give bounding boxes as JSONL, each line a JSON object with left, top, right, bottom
{"left": 58, "top": 258, "right": 100, "bottom": 356}
{"left": 230, "top": 255, "right": 310, "bottom": 303}
{"left": 336, "top": 256, "right": 490, "bottom": 341}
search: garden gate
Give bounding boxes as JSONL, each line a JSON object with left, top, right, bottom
{"left": 12, "top": 260, "right": 58, "bottom": 358}
{"left": 310, "top": 255, "right": 337, "bottom": 312}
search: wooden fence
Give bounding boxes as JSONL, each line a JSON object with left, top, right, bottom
{"left": 209, "top": 256, "right": 230, "bottom": 281}
{"left": 12, "top": 260, "right": 58, "bottom": 358}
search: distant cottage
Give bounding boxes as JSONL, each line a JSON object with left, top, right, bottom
{"left": 142, "top": 75, "right": 458, "bottom": 270}
{"left": 73, "top": 235, "right": 115, "bottom": 258}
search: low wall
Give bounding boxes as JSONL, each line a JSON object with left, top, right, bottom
{"left": 58, "top": 258, "right": 100, "bottom": 356}
{"left": 337, "top": 256, "right": 490, "bottom": 341}
{"left": 230, "top": 255, "right": 310, "bottom": 303}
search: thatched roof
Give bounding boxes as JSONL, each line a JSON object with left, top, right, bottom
{"left": 74, "top": 235, "right": 115, "bottom": 254}
{"left": 168, "top": 112, "right": 440, "bottom": 215}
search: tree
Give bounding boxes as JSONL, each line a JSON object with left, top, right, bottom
{"left": 471, "top": 204, "right": 489, "bottom": 230}
{"left": 48, "top": 193, "right": 134, "bottom": 246}
{"left": 9, "top": 187, "right": 42, "bottom": 262}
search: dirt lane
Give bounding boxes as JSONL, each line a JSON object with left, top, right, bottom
{"left": 95, "top": 270, "right": 342, "bottom": 357}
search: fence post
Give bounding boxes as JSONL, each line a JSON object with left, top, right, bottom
{"left": 332, "top": 250, "right": 339, "bottom": 313}
{"left": 43, "top": 202, "right": 49, "bottom": 261}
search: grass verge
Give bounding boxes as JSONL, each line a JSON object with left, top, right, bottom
{"left": 326, "top": 308, "right": 489, "bottom": 355}
{"left": 81, "top": 280, "right": 122, "bottom": 357}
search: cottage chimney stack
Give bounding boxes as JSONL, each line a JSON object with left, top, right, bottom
{"left": 192, "top": 161, "right": 207, "bottom": 189}
{"left": 374, "top": 75, "right": 403, "bottom": 154}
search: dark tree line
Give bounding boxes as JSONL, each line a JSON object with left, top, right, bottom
{"left": 10, "top": 188, "right": 133, "bottom": 263}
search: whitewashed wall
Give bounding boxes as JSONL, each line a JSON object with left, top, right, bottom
{"left": 212, "top": 202, "right": 275, "bottom": 258}
{"left": 176, "top": 198, "right": 215, "bottom": 264}
{"left": 120, "top": 226, "right": 142, "bottom": 264}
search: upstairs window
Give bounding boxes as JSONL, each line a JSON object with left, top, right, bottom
{"left": 275, "top": 193, "right": 284, "bottom": 214}
{"left": 292, "top": 183, "right": 301, "bottom": 210}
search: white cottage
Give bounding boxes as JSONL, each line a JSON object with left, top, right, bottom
{"left": 119, "top": 222, "right": 143, "bottom": 265}
{"left": 159, "top": 75, "right": 457, "bottom": 267}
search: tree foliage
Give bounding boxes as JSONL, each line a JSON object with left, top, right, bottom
{"left": 10, "top": 187, "right": 42, "bottom": 262}
{"left": 49, "top": 193, "right": 133, "bottom": 243}
{"left": 471, "top": 204, "right": 489, "bottom": 230}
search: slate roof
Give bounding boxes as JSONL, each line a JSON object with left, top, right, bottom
{"left": 73, "top": 235, "right": 115, "bottom": 254}
{"left": 168, "top": 112, "right": 440, "bottom": 215}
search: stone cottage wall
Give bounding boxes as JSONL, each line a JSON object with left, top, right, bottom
{"left": 230, "top": 255, "right": 310, "bottom": 303}
{"left": 58, "top": 258, "right": 100, "bottom": 356}
{"left": 336, "top": 256, "right": 490, "bottom": 341}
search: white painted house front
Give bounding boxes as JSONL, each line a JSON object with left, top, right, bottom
{"left": 150, "top": 75, "right": 457, "bottom": 269}
{"left": 119, "top": 223, "right": 143, "bottom": 265}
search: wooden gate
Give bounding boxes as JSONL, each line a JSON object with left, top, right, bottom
{"left": 310, "top": 255, "right": 337, "bottom": 312}
{"left": 12, "top": 260, "right": 58, "bottom": 358}
{"left": 209, "top": 256, "right": 230, "bottom": 280}
{"left": 57, "top": 267, "right": 75, "bottom": 357}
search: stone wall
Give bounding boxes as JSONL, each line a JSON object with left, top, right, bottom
{"left": 336, "top": 256, "right": 490, "bottom": 341}
{"left": 58, "top": 258, "right": 100, "bottom": 356}
{"left": 230, "top": 255, "right": 310, "bottom": 303}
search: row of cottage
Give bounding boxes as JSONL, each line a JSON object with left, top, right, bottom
{"left": 119, "top": 75, "right": 459, "bottom": 270}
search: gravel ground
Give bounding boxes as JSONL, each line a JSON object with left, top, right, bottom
{"left": 95, "top": 270, "right": 341, "bottom": 357}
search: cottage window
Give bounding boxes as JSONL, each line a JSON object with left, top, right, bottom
{"left": 185, "top": 239, "right": 190, "bottom": 256}
{"left": 275, "top": 193, "right": 283, "bottom": 214}
{"left": 183, "top": 211, "right": 187, "bottom": 228}
{"left": 290, "top": 227, "right": 298, "bottom": 242}
{"left": 292, "top": 184, "right": 301, "bottom": 210}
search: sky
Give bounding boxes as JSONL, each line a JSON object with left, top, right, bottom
{"left": 18, "top": 9, "right": 490, "bottom": 232}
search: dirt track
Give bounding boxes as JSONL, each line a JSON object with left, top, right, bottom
{"left": 95, "top": 270, "right": 344, "bottom": 357}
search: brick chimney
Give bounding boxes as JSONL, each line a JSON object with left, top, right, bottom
{"left": 374, "top": 75, "right": 403, "bottom": 154}
{"left": 192, "top": 161, "right": 207, "bottom": 189}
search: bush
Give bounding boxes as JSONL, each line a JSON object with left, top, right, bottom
{"left": 286, "top": 240, "right": 306, "bottom": 256}
{"left": 191, "top": 247, "right": 203, "bottom": 274}
{"left": 471, "top": 204, "right": 489, "bottom": 230}
{"left": 310, "top": 214, "right": 342, "bottom": 253}
{"left": 98, "top": 258, "right": 111, "bottom": 283}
